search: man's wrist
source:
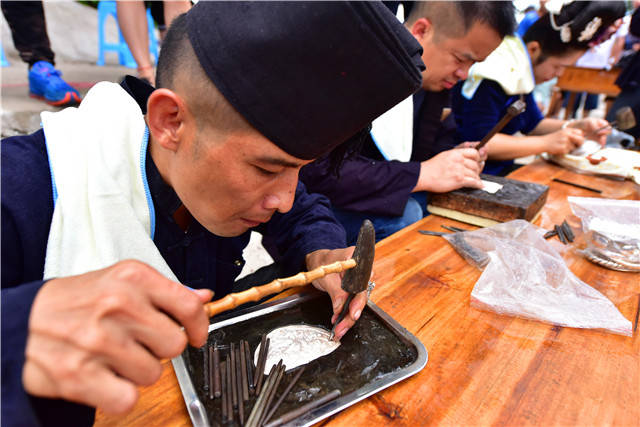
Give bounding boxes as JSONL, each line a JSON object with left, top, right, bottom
{"left": 305, "top": 249, "right": 329, "bottom": 269}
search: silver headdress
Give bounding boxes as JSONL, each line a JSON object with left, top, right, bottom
{"left": 546, "top": 0, "right": 605, "bottom": 45}
{"left": 550, "top": 12, "right": 573, "bottom": 43}
{"left": 578, "top": 17, "right": 603, "bottom": 42}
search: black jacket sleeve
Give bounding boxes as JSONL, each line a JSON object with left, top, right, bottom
{"left": 300, "top": 154, "right": 420, "bottom": 217}
{"left": 2, "top": 130, "right": 95, "bottom": 427}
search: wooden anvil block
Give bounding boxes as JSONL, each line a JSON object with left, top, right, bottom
{"left": 427, "top": 174, "right": 549, "bottom": 226}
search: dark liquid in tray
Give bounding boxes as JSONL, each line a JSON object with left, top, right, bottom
{"left": 183, "top": 294, "right": 418, "bottom": 426}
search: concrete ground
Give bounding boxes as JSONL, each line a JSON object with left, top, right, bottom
{"left": 1, "top": 1, "right": 273, "bottom": 277}
{"left": 1, "top": 61, "right": 134, "bottom": 136}
{"left": 1, "top": 1, "right": 135, "bottom": 136}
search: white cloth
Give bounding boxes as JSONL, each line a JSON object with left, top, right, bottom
{"left": 462, "top": 36, "right": 535, "bottom": 99}
{"left": 41, "top": 81, "right": 177, "bottom": 281}
{"left": 368, "top": 0, "right": 414, "bottom": 162}
{"left": 544, "top": 0, "right": 572, "bottom": 15}
{"left": 370, "top": 95, "right": 413, "bottom": 162}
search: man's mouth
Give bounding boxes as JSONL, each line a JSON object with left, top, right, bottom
{"left": 241, "top": 218, "right": 268, "bottom": 227}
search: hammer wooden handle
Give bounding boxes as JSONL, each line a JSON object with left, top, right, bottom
{"left": 204, "top": 259, "right": 356, "bottom": 318}
{"left": 475, "top": 98, "right": 526, "bottom": 150}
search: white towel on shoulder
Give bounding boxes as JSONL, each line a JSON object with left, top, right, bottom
{"left": 41, "top": 81, "right": 177, "bottom": 281}
{"left": 370, "top": 94, "right": 413, "bottom": 162}
{"left": 462, "top": 36, "right": 535, "bottom": 99}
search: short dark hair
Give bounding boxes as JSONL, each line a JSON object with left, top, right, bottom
{"left": 523, "top": 1, "right": 627, "bottom": 59}
{"left": 155, "top": 13, "right": 251, "bottom": 136}
{"left": 406, "top": 1, "right": 516, "bottom": 39}
{"left": 155, "top": 13, "right": 189, "bottom": 90}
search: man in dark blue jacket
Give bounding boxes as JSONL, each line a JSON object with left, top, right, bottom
{"left": 451, "top": 1, "right": 625, "bottom": 176}
{"left": 300, "top": 2, "right": 516, "bottom": 244}
{"left": 1, "top": 3, "right": 424, "bottom": 425}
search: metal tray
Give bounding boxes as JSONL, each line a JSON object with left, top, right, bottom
{"left": 172, "top": 292, "right": 428, "bottom": 426}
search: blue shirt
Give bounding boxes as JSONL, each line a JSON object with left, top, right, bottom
{"left": 516, "top": 11, "right": 539, "bottom": 38}
{"left": 451, "top": 79, "right": 544, "bottom": 176}
{"left": 1, "top": 77, "right": 346, "bottom": 426}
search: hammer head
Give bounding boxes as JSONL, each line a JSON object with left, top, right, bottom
{"left": 507, "top": 99, "right": 527, "bottom": 116}
{"left": 341, "top": 219, "right": 375, "bottom": 294}
{"left": 615, "top": 106, "right": 636, "bottom": 131}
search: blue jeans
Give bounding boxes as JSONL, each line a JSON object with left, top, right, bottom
{"left": 332, "top": 193, "right": 429, "bottom": 245}
{"left": 562, "top": 91, "right": 599, "bottom": 118}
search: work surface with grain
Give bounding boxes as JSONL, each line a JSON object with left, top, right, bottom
{"left": 95, "top": 159, "right": 639, "bottom": 427}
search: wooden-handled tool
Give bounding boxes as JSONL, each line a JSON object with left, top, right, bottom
{"left": 329, "top": 219, "right": 375, "bottom": 339}
{"left": 474, "top": 98, "right": 527, "bottom": 151}
{"left": 204, "top": 258, "right": 356, "bottom": 318}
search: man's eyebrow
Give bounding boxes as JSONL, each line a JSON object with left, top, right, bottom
{"left": 254, "top": 156, "right": 305, "bottom": 168}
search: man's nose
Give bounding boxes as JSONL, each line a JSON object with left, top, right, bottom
{"left": 262, "top": 170, "right": 298, "bottom": 213}
{"left": 455, "top": 65, "right": 470, "bottom": 81}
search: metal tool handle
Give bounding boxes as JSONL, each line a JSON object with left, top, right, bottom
{"left": 204, "top": 259, "right": 356, "bottom": 317}
{"left": 475, "top": 98, "right": 526, "bottom": 150}
{"left": 593, "top": 121, "right": 615, "bottom": 134}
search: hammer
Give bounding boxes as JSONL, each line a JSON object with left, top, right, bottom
{"left": 329, "top": 219, "right": 375, "bottom": 340}
{"left": 203, "top": 219, "right": 375, "bottom": 320}
{"left": 474, "top": 98, "right": 527, "bottom": 151}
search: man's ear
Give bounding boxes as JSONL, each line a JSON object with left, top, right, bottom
{"left": 527, "top": 41, "right": 541, "bottom": 63}
{"left": 146, "top": 89, "right": 187, "bottom": 152}
{"left": 409, "top": 17, "right": 433, "bottom": 42}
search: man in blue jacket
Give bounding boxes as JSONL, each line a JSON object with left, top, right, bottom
{"left": 451, "top": 1, "right": 625, "bottom": 176}
{"left": 1, "top": 3, "right": 424, "bottom": 425}
{"left": 300, "top": 1, "right": 517, "bottom": 244}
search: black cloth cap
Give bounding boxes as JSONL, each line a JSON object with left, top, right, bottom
{"left": 187, "top": 1, "right": 424, "bottom": 160}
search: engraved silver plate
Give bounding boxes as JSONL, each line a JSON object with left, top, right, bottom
{"left": 172, "top": 292, "right": 428, "bottom": 427}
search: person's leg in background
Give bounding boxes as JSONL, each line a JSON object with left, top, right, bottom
{"left": 1, "top": 0, "right": 52, "bottom": 65}
{"left": 582, "top": 93, "right": 599, "bottom": 117}
{"left": 117, "top": 1, "right": 191, "bottom": 86}
{"left": 561, "top": 91, "right": 585, "bottom": 119}
{"left": 116, "top": 1, "right": 155, "bottom": 85}
{"left": 146, "top": 1, "right": 190, "bottom": 41}
{"left": 162, "top": 1, "right": 190, "bottom": 36}
{"left": 409, "top": 192, "right": 430, "bottom": 218}
{"left": 1, "top": 0, "right": 81, "bottom": 106}
{"left": 148, "top": 1, "right": 166, "bottom": 39}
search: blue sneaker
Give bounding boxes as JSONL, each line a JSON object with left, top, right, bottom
{"left": 29, "top": 61, "right": 81, "bottom": 106}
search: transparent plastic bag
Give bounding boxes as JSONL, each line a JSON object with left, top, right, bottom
{"left": 568, "top": 197, "right": 640, "bottom": 271}
{"left": 443, "top": 220, "right": 632, "bottom": 336}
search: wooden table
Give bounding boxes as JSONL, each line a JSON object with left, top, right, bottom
{"left": 95, "top": 160, "right": 639, "bottom": 426}
{"left": 546, "top": 65, "right": 621, "bottom": 120}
